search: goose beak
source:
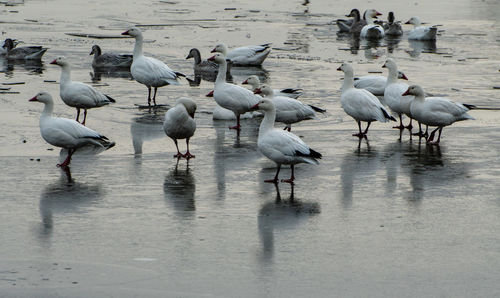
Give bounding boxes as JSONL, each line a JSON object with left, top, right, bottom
{"left": 404, "top": 20, "right": 411, "bottom": 24}
{"left": 210, "top": 47, "right": 216, "bottom": 53}
{"left": 189, "top": 112, "right": 195, "bottom": 119}
{"left": 206, "top": 90, "right": 214, "bottom": 97}
{"left": 29, "top": 96, "right": 38, "bottom": 102}
{"left": 376, "top": 11, "right": 382, "bottom": 16}
{"left": 250, "top": 103, "right": 259, "bottom": 110}
{"left": 207, "top": 55, "right": 215, "bottom": 61}
{"left": 402, "top": 73, "right": 409, "bottom": 80}
{"left": 254, "top": 88, "right": 262, "bottom": 94}
{"left": 121, "top": 30, "right": 130, "bottom": 35}
{"left": 242, "top": 79, "right": 248, "bottom": 84}
{"left": 49, "top": 59, "right": 57, "bottom": 65}
{"left": 336, "top": 66, "right": 342, "bottom": 71}
{"left": 402, "top": 88, "right": 411, "bottom": 96}
{"left": 382, "top": 63, "right": 386, "bottom": 68}
{"left": 185, "top": 54, "right": 191, "bottom": 59}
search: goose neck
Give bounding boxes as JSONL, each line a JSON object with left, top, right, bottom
{"left": 341, "top": 71, "right": 355, "bottom": 92}
{"left": 259, "top": 108, "right": 276, "bottom": 136}
{"left": 41, "top": 101, "right": 54, "bottom": 119}
{"left": 59, "top": 64, "right": 71, "bottom": 85}
{"left": 386, "top": 66, "right": 399, "bottom": 84}
{"left": 215, "top": 60, "right": 227, "bottom": 85}
{"left": 133, "top": 35, "right": 144, "bottom": 58}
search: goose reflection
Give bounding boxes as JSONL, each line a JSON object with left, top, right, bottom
{"left": 227, "top": 66, "right": 269, "bottom": 86}
{"left": 0, "top": 57, "right": 44, "bottom": 75}
{"left": 38, "top": 166, "right": 102, "bottom": 245}
{"left": 406, "top": 40, "right": 437, "bottom": 58}
{"left": 90, "top": 67, "right": 132, "bottom": 82}
{"left": 257, "top": 183, "right": 320, "bottom": 262}
{"left": 130, "top": 112, "right": 165, "bottom": 155}
{"left": 163, "top": 159, "right": 196, "bottom": 218}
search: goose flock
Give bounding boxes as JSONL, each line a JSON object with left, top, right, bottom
{"left": 18, "top": 8, "right": 483, "bottom": 183}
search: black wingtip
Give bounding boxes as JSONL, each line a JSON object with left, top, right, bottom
{"left": 309, "top": 148, "right": 322, "bottom": 159}
{"left": 463, "top": 103, "right": 476, "bottom": 110}
{"left": 381, "top": 108, "right": 396, "bottom": 121}
{"left": 308, "top": 104, "right": 326, "bottom": 113}
{"left": 175, "top": 72, "right": 186, "bottom": 78}
{"left": 105, "top": 95, "right": 116, "bottom": 103}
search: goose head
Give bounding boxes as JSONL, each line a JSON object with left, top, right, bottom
{"left": 186, "top": 48, "right": 201, "bottom": 60}
{"left": 336, "top": 62, "right": 354, "bottom": 75}
{"left": 121, "top": 27, "right": 142, "bottom": 38}
{"left": 49, "top": 56, "right": 70, "bottom": 67}
{"left": 242, "top": 75, "right": 260, "bottom": 87}
{"left": 402, "top": 85, "right": 425, "bottom": 97}
{"left": 2, "top": 38, "right": 15, "bottom": 51}
{"left": 382, "top": 58, "right": 409, "bottom": 80}
{"left": 254, "top": 85, "right": 274, "bottom": 97}
{"left": 250, "top": 98, "right": 274, "bottom": 112}
{"left": 211, "top": 43, "right": 228, "bottom": 55}
{"left": 29, "top": 91, "right": 53, "bottom": 104}
{"left": 206, "top": 90, "right": 214, "bottom": 97}
{"left": 207, "top": 53, "right": 227, "bottom": 64}
{"left": 405, "top": 16, "right": 421, "bottom": 26}
{"left": 175, "top": 97, "right": 197, "bottom": 118}
{"left": 364, "top": 9, "right": 382, "bottom": 20}
{"left": 387, "top": 11, "right": 395, "bottom": 24}
{"left": 346, "top": 8, "right": 361, "bottom": 20}
{"left": 90, "top": 45, "right": 101, "bottom": 56}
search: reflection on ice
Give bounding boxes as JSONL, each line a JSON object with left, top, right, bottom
{"left": 407, "top": 39, "right": 437, "bottom": 58}
{"left": 130, "top": 113, "right": 165, "bottom": 154}
{"left": 90, "top": 66, "right": 132, "bottom": 82}
{"left": 163, "top": 159, "right": 196, "bottom": 218}
{"left": 0, "top": 57, "right": 44, "bottom": 75}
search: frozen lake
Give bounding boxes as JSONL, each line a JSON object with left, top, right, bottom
{"left": 1, "top": 0, "right": 500, "bottom": 297}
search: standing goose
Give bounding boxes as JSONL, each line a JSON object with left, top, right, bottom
{"left": 354, "top": 70, "right": 408, "bottom": 96}
{"left": 208, "top": 53, "right": 259, "bottom": 130}
{"left": 50, "top": 57, "right": 115, "bottom": 125}
{"left": 251, "top": 98, "right": 322, "bottom": 183}
{"left": 29, "top": 92, "right": 115, "bottom": 167}
{"left": 89, "top": 45, "right": 133, "bottom": 68}
{"left": 405, "top": 16, "right": 438, "bottom": 40}
{"left": 254, "top": 85, "right": 323, "bottom": 131}
{"left": 338, "top": 62, "right": 396, "bottom": 137}
{"left": 360, "top": 9, "right": 384, "bottom": 39}
{"left": 211, "top": 43, "right": 271, "bottom": 66}
{"left": 384, "top": 12, "right": 403, "bottom": 36}
{"left": 163, "top": 97, "right": 197, "bottom": 158}
{"left": 121, "top": 27, "right": 183, "bottom": 106}
{"left": 403, "top": 85, "right": 474, "bottom": 144}
{"left": 2, "top": 38, "right": 47, "bottom": 60}
{"left": 242, "top": 75, "right": 303, "bottom": 99}
{"left": 383, "top": 58, "right": 414, "bottom": 130}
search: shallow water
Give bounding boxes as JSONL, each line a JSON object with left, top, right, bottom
{"left": 1, "top": 0, "right": 500, "bottom": 297}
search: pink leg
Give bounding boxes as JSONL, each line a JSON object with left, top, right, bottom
{"left": 265, "top": 164, "right": 281, "bottom": 184}
{"left": 281, "top": 165, "right": 295, "bottom": 183}
{"left": 57, "top": 149, "right": 75, "bottom": 167}
{"left": 229, "top": 114, "right": 241, "bottom": 130}
{"left": 352, "top": 121, "right": 364, "bottom": 137}
{"left": 427, "top": 127, "right": 443, "bottom": 145}
{"left": 183, "top": 138, "right": 195, "bottom": 159}
{"left": 153, "top": 87, "right": 158, "bottom": 106}
{"left": 393, "top": 114, "right": 404, "bottom": 130}
{"left": 173, "top": 139, "right": 183, "bottom": 158}
{"left": 405, "top": 118, "right": 413, "bottom": 131}
{"left": 147, "top": 87, "right": 152, "bottom": 106}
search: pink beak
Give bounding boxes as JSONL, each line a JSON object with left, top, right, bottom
{"left": 206, "top": 90, "right": 214, "bottom": 97}
{"left": 376, "top": 11, "right": 382, "bottom": 16}
{"left": 402, "top": 73, "right": 409, "bottom": 80}
{"left": 405, "top": 20, "right": 411, "bottom": 24}
{"left": 242, "top": 79, "right": 248, "bottom": 84}
{"left": 250, "top": 103, "right": 259, "bottom": 110}
{"left": 382, "top": 63, "right": 386, "bottom": 68}
{"left": 49, "top": 59, "right": 57, "bottom": 65}
{"left": 29, "top": 96, "right": 38, "bottom": 102}
{"left": 402, "top": 88, "right": 411, "bottom": 96}
{"left": 210, "top": 47, "right": 216, "bottom": 53}
{"left": 254, "top": 88, "right": 262, "bottom": 94}
{"left": 121, "top": 30, "right": 129, "bottom": 35}
{"left": 207, "top": 55, "right": 215, "bottom": 61}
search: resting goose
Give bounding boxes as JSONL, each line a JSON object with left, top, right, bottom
{"left": 208, "top": 53, "right": 259, "bottom": 130}
{"left": 338, "top": 62, "right": 396, "bottom": 137}
{"left": 89, "top": 45, "right": 133, "bottom": 68}
{"left": 211, "top": 43, "right": 271, "bottom": 66}
{"left": 242, "top": 75, "right": 303, "bottom": 99}
{"left": 360, "top": 9, "right": 384, "bottom": 39}
{"left": 384, "top": 12, "right": 403, "bottom": 36}
{"left": 403, "top": 85, "right": 474, "bottom": 144}
{"left": 2, "top": 38, "right": 47, "bottom": 60}
{"left": 347, "top": 9, "right": 366, "bottom": 35}
{"left": 354, "top": 70, "right": 408, "bottom": 96}
{"left": 163, "top": 97, "right": 197, "bottom": 158}
{"left": 50, "top": 57, "right": 115, "bottom": 125}
{"left": 29, "top": 92, "right": 115, "bottom": 167}
{"left": 254, "top": 85, "right": 322, "bottom": 131}
{"left": 405, "top": 16, "right": 438, "bottom": 40}
{"left": 251, "top": 98, "right": 322, "bottom": 183}
{"left": 121, "top": 27, "right": 183, "bottom": 106}
{"left": 383, "top": 58, "right": 414, "bottom": 130}
{"left": 186, "top": 48, "right": 219, "bottom": 73}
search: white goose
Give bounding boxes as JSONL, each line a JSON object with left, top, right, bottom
{"left": 360, "top": 9, "right": 384, "bottom": 39}
{"left": 405, "top": 16, "right": 438, "bottom": 40}
{"left": 29, "top": 92, "right": 115, "bottom": 167}
{"left": 354, "top": 70, "right": 408, "bottom": 96}
{"left": 121, "top": 27, "right": 183, "bottom": 106}
{"left": 242, "top": 75, "right": 303, "bottom": 99}
{"left": 403, "top": 85, "right": 475, "bottom": 144}
{"left": 255, "top": 85, "right": 322, "bottom": 131}
{"left": 251, "top": 98, "right": 322, "bottom": 183}
{"left": 50, "top": 57, "right": 115, "bottom": 125}
{"left": 383, "top": 58, "right": 414, "bottom": 130}
{"left": 208, "top": 53, "right": 260, "bottom": 130}
{"left": 338, "top": 62, "right": 396, "bottom": 137}
{"left": 211, "top": 43, "right": 271, "bottom": 66}
{"left": 163, "top": 97, "right": 197, "bottom": 158}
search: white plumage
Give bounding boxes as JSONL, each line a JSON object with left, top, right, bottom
{"left": 122, "top": 27, "right": 182, "bottom": 106}
{"left": 354, "top": 70, "right": 407, "bottom": 96}
{"left": 360, "top": 9, "right": 385, "bottom": 39}
{"left": 208, "top": 53, "right": 260, "bottom": 130}
{"left": 242, "top": 75, "right": 303, "bottom": 99}
{"left": 383, "top": 58, "right": 414, "bottom": 130}
{"left": 404, "top": 85, "right": 474, "bottom": 144}
{"left": 29, "top": 92, "right": 114, "bottom": 167}
{"left": 50, "top": 57, "right": 115, "bottom": 125}
{"left": 211, "top": 43, "right": 271, "bottom": 66}
{"left": 251, "top": 98, "right": 322, "bottom": 183}
{"left": 405, "top": 16, "right": 438, "bottom": 40}
{"left": 338, "top": 63, "right": 396, "bottom": 137}
{"left": 163, "top": 97, "right": 197, "bottom": 158}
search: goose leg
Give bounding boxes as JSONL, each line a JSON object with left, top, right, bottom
{"left": 426, "top": 127, "right": 440, "bottom": 144}
{"left": 353, "top": 121, "right": 364, "bottom": 137}
{"left": 147, "top": 87, "right": 152, "bottom": 106}
{"left": 75, "top": 108, "right": 80, "bottom": 123}
{"left": 281, "top": 165, "right": 295, "bottom": 184}
{"left": 173, "top": 139, "right": 182, "bottom": 158}
{"left": 153, "top": 87, "right": 158, "bottom": 106}
{"left": 393, "top": 114, "right": 404, "bottom": 130}
{"left": 183, "top": 138, "right": 195, "bottom": 159}
{"left": 57, "top": 149, "right": 75, "bottom": 167}
{"left": 265, "top": 164, "right": 281, "bottom": 184}
{"left": 428, "top": 127, "right": 443, "bottom": 145}
{"left": 82, "top": 109, "right": 87, "bottom": 126}
{"left": 362, "top": 121, "right": 372, "bottom": 135}
{"left": 405, "top": 118, "right": 413, "bottom": 131}
{"left": 229, "top": 114, "right": 241, "bottom": 130}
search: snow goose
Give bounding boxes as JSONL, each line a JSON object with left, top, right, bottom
{"left": 360, "top": 9, "right": 384, "bottom": 40}
{"left": 121, "top": 27, "right": 184, "bottom": 106}
{"left": 403, "top": 85, "right": 475, "bottom": 144}
{"left": 338, "top": 62, "right": 396, "bottom": 137}
{"left": 163, "top": 97, "right": 197, "bottom": 158}
{"left": 89, "top": 45, "right": 133, "bottom": 68}
{"left": 242, "top": 75, "right": 303, "bottom": 99}
{"left": 405, "top": 16, "right": 438, "bottom": 40}
{"left": 384, "top": 12, "right": 403, "bottom": 36}
{"left": 206, "top": 90, "right": 256, "bottom": 120}
{"left": 254, "top": 85, "right": 323, "bottom": 131}
{"left": 211, "top": 43, "right": 271, "bottom": 66}
{"left": 382, "top": 58, "right": 414, "bottom": 130}
{"left": 29, "top": 92, "right": 115, "bottom": 167}
{"left": 207, "top": 53, "right": 260, "bottom": 130}
{"left": 250, "top": 98, "right": 322, "bottom": 183}
{"left": 354, "top": 70, "right": 408, "bottom": 96}
{"left": 50, "top": 57, "right": 115, "bottom": 125}
{"left": 2, "top": 38, "right": 47, "bottom": 60}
